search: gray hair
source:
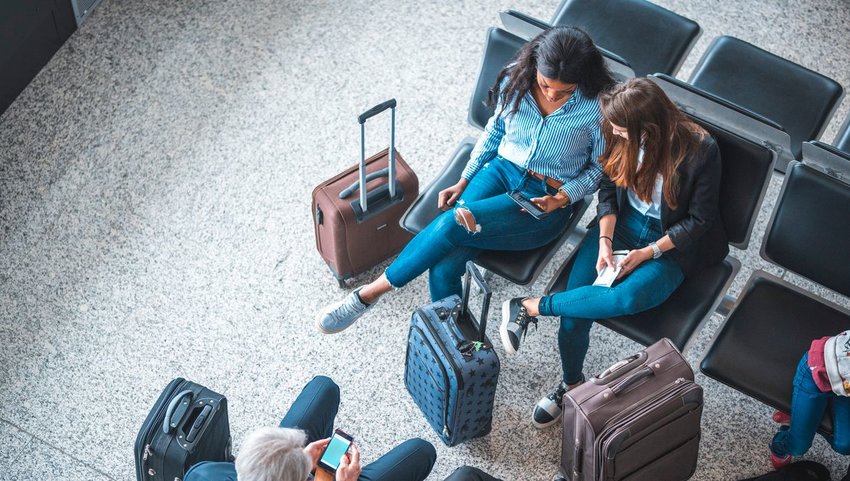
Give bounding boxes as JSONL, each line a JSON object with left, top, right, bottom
{"left": 235, "top": 427, "right": 312, "bottom": 481}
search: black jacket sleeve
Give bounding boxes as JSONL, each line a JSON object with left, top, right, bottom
{"left": 595, "top": 173, "right": 619, "bottom": 220}
{"left": 666, "top": 139, "right": 722, "bottom": 252}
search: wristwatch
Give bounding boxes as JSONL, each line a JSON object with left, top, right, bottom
{"left": 649, "top": 241, "right": 662, "bottom": 259}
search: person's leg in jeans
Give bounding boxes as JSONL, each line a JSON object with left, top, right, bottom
{"left": 771, "top": 354, "right": 833, "bottom": 459}
{"left": 384, "top": 160, "right": 571, "bottom": 291}
{"left": 278, "top": 375, "right": 340, "bottom": 443}
{"left": 541, "top": 213, "right": 683, "bottom": 383}
{"left": 829, "top": 394, "right": 850, "bottom": 455}
{"left": 317, "top": 158, "right": 573, "bottom": 334}
{"left": 554, "top": 225, "right": 603, "bottom": 384}
{"left": 357, "top": 438, "right": 436, "bottom": 481}
{"left": 443, "top": 466, "right": 503, "bottom": 481}
{"left": 539, "top": 254, "right": 683, "bottom": 322}
{"left": 358, "top": 157, "right": 517, "bottom": 304}
{"left": 428, "top": 246, "right": 481, "bottom": 302}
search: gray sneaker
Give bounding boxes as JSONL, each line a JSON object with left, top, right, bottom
{"left": 316, "top": 288, "right": 373, "bottom": 334}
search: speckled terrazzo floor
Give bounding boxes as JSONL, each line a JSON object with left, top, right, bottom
{"left": 1, "top": 0, "right": 849, "bottom": 480}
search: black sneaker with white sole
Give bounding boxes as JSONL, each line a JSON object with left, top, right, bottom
{"left": 500, "top": 297, "right": 538, "bottom": 355}
{"left": 532, "top": 377, "right": 584, "bottom": 429}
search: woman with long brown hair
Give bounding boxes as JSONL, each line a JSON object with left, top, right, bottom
{"left": 500, "top": 77, "right": 728, "bottom": 429}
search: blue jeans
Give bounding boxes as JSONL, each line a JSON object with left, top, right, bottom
{"left": 385, "top": 157, "right": 575, "bottom": 301}
{"left": 185, "top": 377, "right": 436, "bottom": 481}
{"left": 538, "top": 205, "right": 684, "bottom": 384}
{"left": 771, "top": 353, "right": 850, "bottom": 457}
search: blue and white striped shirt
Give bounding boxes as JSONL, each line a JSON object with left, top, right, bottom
{"left": 461, "top": 86, "right": 606, "bottom": 203}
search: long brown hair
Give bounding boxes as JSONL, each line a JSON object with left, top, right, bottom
{"left": 599, "top": 78, "right": 706, "bottom": 209}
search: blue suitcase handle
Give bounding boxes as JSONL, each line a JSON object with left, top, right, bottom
{"left": 163, "top": 390, "right": 194, "bottom": 434}
{"left": 462, "top": 262, "right": 492, "bottom": 343}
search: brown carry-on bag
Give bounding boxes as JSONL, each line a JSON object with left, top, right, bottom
{"left": 312, "top": 99, "right": 418, "bottom": 286}
{"left": 559, "top": 338, "right": 703, "bottom": 481}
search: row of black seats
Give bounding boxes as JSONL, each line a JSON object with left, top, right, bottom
{"left": 401, "top": 0, "right": 850, "bottom": 438}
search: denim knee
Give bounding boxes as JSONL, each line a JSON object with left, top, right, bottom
{"left": 559, "top": 316, "right": 592, "bottom": 336}
{"left": 308, "top": 376, "right": 340, "bottom": 404}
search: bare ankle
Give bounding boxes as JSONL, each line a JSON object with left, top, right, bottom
{"left": 358, "top": 276, "right": 391, "bottom": 304}
{"left": 522, "top": 297, "right": 541, "bottom": 316}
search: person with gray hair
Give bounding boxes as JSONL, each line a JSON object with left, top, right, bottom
{"left": 183, "top": 375, "right": 436, "bottom": 481}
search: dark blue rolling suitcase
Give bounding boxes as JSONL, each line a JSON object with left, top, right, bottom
{"left": 405, "top": 262, "right": 500, "bottom": 446}
{"left": 134, "top": 378, "right": 232, "bottom": 481}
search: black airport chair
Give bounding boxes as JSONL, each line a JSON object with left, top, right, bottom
{"left": 701, "top": 142, "right": 850, "bottom": 435}
{"left": 400, "top": 25, "right": 590, "bottom": 286}
{"left": 498, "top": 10, "right": 635, "bottom": 81}
{"left": 551, "top": 0, "right": 701, "bottom": 77}
{"left": 689, "top": 36, "right": 844, "bottom": 171}
{"left": 545, "top": 75, "right": 779, "bottom": 352}
{"left": 835, "top": 113, "right": 850, "bottom": 155}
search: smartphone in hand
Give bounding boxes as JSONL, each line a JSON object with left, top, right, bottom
{"left": 318, "top": 429, "right": 354, "bottom": 473}
{"left": 507, "top": 190, "right": 548, "bottom": 220}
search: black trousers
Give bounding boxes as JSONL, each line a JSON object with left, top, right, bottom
{"left": 443, "top": 466, "right": 503, "bottom": 481}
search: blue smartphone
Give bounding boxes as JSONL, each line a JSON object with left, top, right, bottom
{"left": 318, "top": 429, "right": 354, "bottom": 473}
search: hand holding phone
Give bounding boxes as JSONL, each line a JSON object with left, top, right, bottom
{"left": 318, "top": 429, "right": 354, "bottom": 473}
{"left": 335, "top": 443, "right": 362, "bottom": 481}
{"left": 507, "top": 190, "right": 548, "bottom": 220}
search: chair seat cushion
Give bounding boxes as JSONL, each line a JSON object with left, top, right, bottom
{"left": 477, "top": 241, "right": 570, "bottom": 286}
{"left": 701, "top": 275, "right": 850, "bottom": 434}
{"left": 548, "top": 251, "right": 734, "bottom": 351}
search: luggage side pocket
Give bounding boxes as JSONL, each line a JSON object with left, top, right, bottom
{"left": 618, "top": 434, "right": 700, "bottom": 481}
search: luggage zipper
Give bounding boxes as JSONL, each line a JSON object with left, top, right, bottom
{"left": 415, "top": 310, "right": 466, "bottom": 439}
{"left": 417, "top": 309, "right": 464, "bottom": 390}
{"left": 412, "top": 324, "right": 455, "bottom": 440}
{"left": 141, "top": 380, "right": 191, "bottom": 479}
{"left": 594, "top": 378, "right": 694, "bottom": 480}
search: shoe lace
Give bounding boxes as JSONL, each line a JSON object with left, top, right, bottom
{"left": 516, "top": 306, "right": 538, "bottom": 339}
{"left": 332, "top": 297, "right": 362, "bottom": 321}
{"left": 547, "top": 383, "right": 568, "bottom": 406}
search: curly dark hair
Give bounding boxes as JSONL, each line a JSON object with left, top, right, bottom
{"left": 489, "top": 26, "right": 615, "bottom": 116}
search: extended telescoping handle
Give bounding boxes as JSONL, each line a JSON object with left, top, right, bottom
{"left": 358, "top": 99, "right": 397, "bottom": 213}
{"left": 461, "top": 261, "right": 492, "bottom": 343}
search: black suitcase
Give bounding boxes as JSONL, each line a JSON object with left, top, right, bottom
{"left": 405, "top": 262, "right": 501, "bottom": 446}
{"left": 135, "top": 378, "right": 232, "bottom": 481}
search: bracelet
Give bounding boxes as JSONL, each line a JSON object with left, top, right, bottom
{"left": 599, "top": 235, "right": 613, "bottom": 245}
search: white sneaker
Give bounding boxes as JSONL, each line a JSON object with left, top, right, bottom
{"left": 315, "top": 288, "right": 373, "bottom": 334}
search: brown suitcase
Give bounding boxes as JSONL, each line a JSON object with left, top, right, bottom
{"left": 312, "top": 99, "right": 418, "bottom": 285}
{"left": 559, "top": 338, "right": 703, "bottom": 481}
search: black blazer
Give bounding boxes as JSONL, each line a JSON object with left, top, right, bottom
{"left": 594, "top": 135, "right": 729, "bottom": 278}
